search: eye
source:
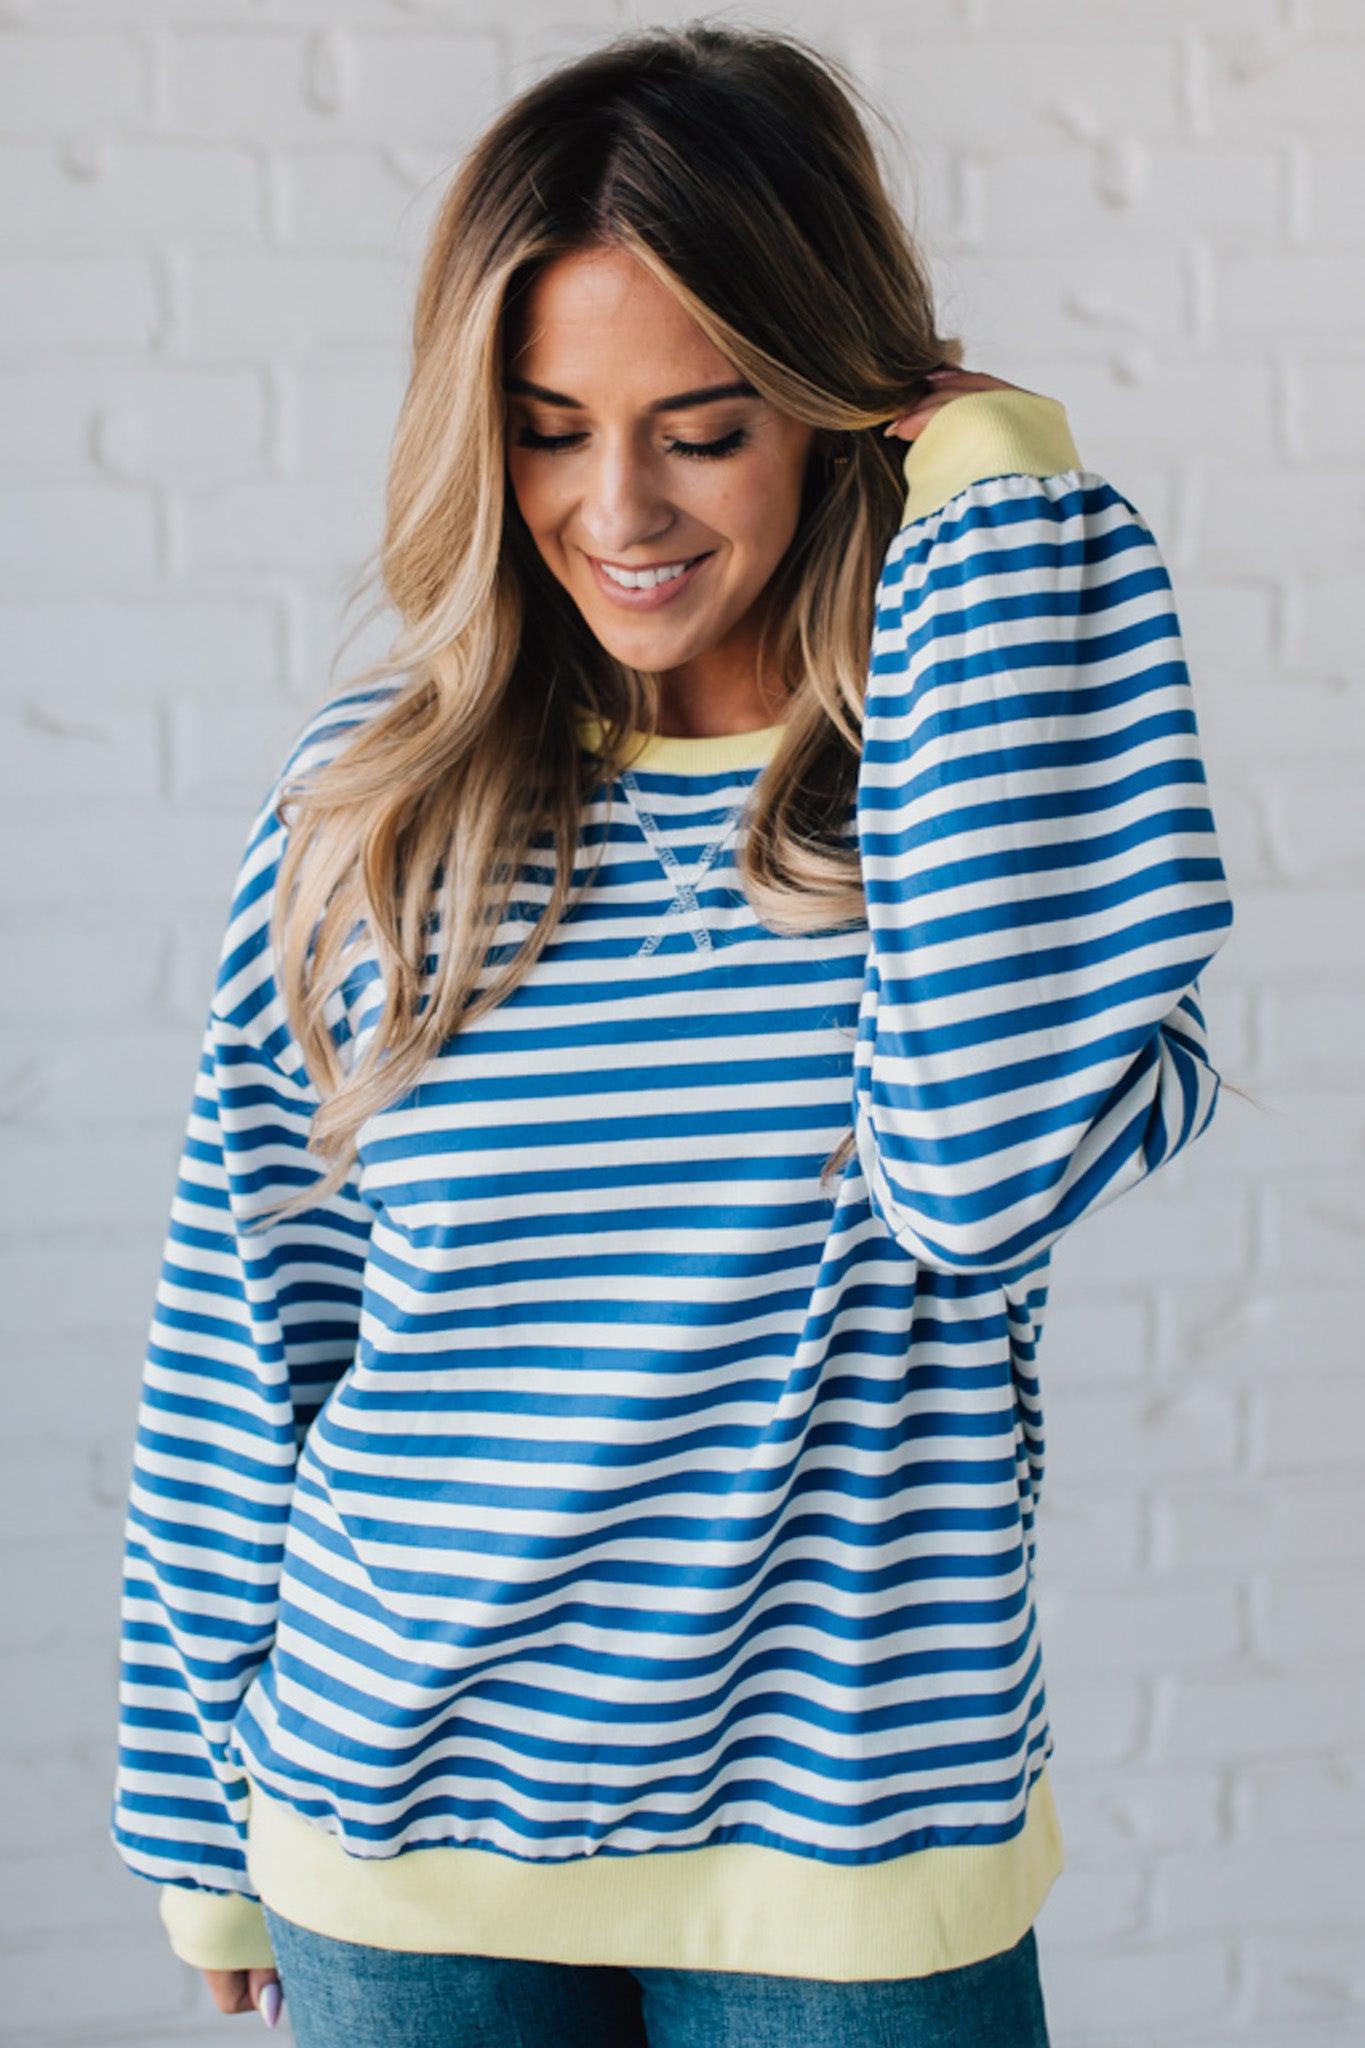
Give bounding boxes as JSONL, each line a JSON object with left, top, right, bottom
{"left": 513, "top": 428, "right": 584, "bottom": 452}
{"left": 669, "top": 428, "right": 748, "bottom": 461}
{"left": 512, "top": 426, "right": 750, "bottom": 461}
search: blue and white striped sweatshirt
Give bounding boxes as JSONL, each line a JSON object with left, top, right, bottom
{"left": 109, "top": 389, "right": 1235, "bottom": 1981}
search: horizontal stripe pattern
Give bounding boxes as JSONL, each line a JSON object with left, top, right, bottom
{"left": 853, "top": 472, "right": 1234, "bottom": 1275}
{"left": 110, "top": 417, "right": 1230, "bottom": 1964}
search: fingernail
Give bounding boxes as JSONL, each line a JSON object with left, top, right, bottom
{"left": 259, "top": 1981, "right": 283, "bottom": 2029}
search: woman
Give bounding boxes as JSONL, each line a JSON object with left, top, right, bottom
{"left": 108, "top": 21, "right": 1234, "bottom": 2045}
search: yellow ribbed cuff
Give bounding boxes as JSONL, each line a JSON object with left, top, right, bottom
{"left": 158, "top": 1882, "right": 277, "bottom": 1971}
{"left": 900, "top": 388, "right": 1083, "bottom": 526}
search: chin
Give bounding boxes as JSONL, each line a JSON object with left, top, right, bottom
{"left": 582, "top": 612, "right": 705, "bottom": 661}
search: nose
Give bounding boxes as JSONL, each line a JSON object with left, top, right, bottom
{"left": 577, "top": 439, "right": 678, "bottom": 558}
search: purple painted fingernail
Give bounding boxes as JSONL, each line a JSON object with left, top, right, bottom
{"left": 259, "top": 1980, "right": 283, "bottom": 2029}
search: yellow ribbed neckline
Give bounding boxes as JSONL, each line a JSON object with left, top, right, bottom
{"left": 576, "top": 711, "right": 787, "bottom": 773}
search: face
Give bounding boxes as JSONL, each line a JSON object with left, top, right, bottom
{"left": 503, "top": 245, "right": 818, "bottom": 720}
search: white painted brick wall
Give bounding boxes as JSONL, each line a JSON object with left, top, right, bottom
{"left": 2, "top": 3, "right": 1362, "bottom": 2043}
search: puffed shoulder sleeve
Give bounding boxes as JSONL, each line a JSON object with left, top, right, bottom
{"left": 851, "top": 389, "right": 1235, "bottom": 1277}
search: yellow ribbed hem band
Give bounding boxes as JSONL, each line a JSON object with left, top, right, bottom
{"left": 899, "top": 389, "right": 1083, "bottom": 527}
{"left": 229, "top": 1765, "right": 1064, "bottom": 1982}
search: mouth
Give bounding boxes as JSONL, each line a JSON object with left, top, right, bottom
{"left": 582, "top": 549, "right": 715, "bottom": 612}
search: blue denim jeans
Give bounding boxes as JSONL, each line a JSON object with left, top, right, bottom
{"left": 260, "top": 1903, "right": 1052, "bottom": 2047}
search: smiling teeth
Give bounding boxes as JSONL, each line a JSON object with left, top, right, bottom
{"left": 599, "top": 558, "right": 695, "bottom": 589}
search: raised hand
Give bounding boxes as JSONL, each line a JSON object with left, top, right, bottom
{"left": 882, "top": 366, "right": 1045, "bottom": 443}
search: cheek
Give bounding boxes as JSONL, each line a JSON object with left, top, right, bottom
{"left": 505, "top": 457, "right": 553, "bottom": 538}
{"left": 712, "top": 459, "right": 805, "bottom": 572}
{"left": 506, "top": 469, "right": 583, "bottom": 585}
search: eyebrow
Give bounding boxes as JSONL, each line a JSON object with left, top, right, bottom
{"left": 503, "top": 376, "right": 761, "bottom": 414}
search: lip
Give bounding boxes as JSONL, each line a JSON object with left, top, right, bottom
{"left": 583, "top": 548, "right": 714, "bottom": 611}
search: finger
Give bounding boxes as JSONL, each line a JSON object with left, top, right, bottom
{"left": 201, "top": 1967, "right": 251, "bottom": 2015}
{"left": 249, "top": 1966, "right": 284, "bottom": 2027}
{"left": 881, "top": 397, "right": 955, "bottom": 440}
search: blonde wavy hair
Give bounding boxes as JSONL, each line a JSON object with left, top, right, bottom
{"left": 262, "top": 21, "right": 961, "bottom": 1226}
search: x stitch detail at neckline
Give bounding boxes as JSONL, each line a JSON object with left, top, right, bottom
{"left": 619, "top": 769, "right": 753, "bottom": 958}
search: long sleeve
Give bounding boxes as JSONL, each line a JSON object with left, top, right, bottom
{"left": 851, "top": 389, "right": 1235, "bottom": 1278}
{"left": 108, "top": 711, "right": 379, "bottom": 1970}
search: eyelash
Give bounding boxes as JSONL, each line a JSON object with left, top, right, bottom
{"left": 513, "top": 427, "right": 750, "bottom": 462}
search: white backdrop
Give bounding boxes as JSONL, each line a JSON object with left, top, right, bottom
{"left": 3, "top": 3, "right": 1363, "bottom": 2043}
